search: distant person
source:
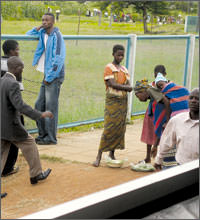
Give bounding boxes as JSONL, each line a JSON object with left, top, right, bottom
{"left": 1, "top": 56, "right": 53, "bottom": 184}
{"left": 1, "top": 192, "right": 7, "bottom": 199}
{"left": 93, "top": 45, "right": 133, "bottom": 167}
{"left": 154, "top": 88, "right": 199, "bottom": 169}
{"left": 26, "top": 12, "right": 66, "bottom": 145}
{"left": 1, "top": 40, "right": 24, "bottom": 177}
{"left": 56, "top": 10, "right": 60, "bottom": 22}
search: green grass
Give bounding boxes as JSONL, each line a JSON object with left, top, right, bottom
{"left": 1, "top": 18, "right": 199, "bottom": 130}
{"left": 1, "top": 15, "right": 190, "bottom": 35}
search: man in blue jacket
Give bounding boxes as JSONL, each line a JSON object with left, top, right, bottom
{"left": 27, "top": 12, "right": 66, "bottom": 145}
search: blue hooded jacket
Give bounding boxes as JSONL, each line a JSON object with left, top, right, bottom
{"left": 26, "top": 27, "right": 66, "bottom": 83}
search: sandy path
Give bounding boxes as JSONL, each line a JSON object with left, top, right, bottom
{"left": 1, "top": 119, "right": 157, "bottom": 219}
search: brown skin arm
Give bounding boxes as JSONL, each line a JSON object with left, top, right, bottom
{"left": 151, "top": 136, "right": 160, "bottom": 158}
{"left": 106, "top": 78, "right": 133, "bottom": 92}
{"left": 162, "top": 96, "right": 171, "bottom": 124}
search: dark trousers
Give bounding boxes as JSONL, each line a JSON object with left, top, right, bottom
{"left": 2, "top": 115, "right": 24, "bottom": 175}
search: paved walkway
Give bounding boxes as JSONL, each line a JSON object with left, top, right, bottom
{"left": 36, "top": 119, "right": 148, "bottom": 165}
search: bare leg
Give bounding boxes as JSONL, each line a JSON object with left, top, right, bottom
{"left": 144, "top": 144, "right": 151, "bottom": 163}
{"left": 93, "top": 150, "right": 102, "bottom": 167}
{"left": 109, "top": 150, "right": 116, "bottom": 160}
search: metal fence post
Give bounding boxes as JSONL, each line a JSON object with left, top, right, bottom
{"left": 186, "top": 34, "right": 196, "bottom": 91}
{"left": 183, "top": 35, "right": 190, "bottom": 87}
{"left": 126, "top": 34, "right": 137, "bottom": 122}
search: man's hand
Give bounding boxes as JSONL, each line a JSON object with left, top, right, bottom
{"left": 41, "top": 111, "right": 54, "bottom": 119}
{"left": 154, "top": 163, "right": 162, "bottom": 170}
{"left": 43, "top": 80, "right": 50, "bottom": 85}
{"left": 151, "top": 146, "right": 157, "bottom": 158}
{"left": 36, "top": 25, "right": 44, "bottom": 31}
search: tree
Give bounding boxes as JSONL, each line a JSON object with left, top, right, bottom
{"left": 125, "top": 1, "right": 169, "bottom": 33}
{"left": 96, "top": 1, "right": 169, "bottom": 34}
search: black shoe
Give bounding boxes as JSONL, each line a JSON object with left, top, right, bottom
{"left": 36, "top": 140, "right": 56, "bottom": 145}
{"left": 2, "top": 166, "right": 19, "bottom": 177}
{"left": 30, "top": 168, "right": 52, "bottom": 184}
{"left": 1, "top": 192, "right": 7, "bottom": 199}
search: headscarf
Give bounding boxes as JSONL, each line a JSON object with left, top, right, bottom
{"left": 133, "top": 78, "right": 151, "bottom": 93}
{"left": 155, "top": 72, "right": 167, "bottom": 84}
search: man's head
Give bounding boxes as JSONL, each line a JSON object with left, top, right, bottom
{"left": 42, "top": 13, "right": 55, "bottom": 31}
{"left": 134, "top": 79, "right": 150, "bottom": 102}
{"left": 7, "top": 56, "right": 24, "bottom": 82}
{"left": 154, "top": 65, "right": 166, "bottom": 78}
{"left": 188, "top": 88, "right": 199, "bottom": 115}
{"left": 2, "top": 40, "right": 19, "bottom": 57}
{"left": 112, "top": 44, "right": 125, "bottom": 65}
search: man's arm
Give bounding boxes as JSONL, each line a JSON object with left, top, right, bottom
{"left": 8, "top": 82, "right": 53, "bottom": 120}
{"left": 154, "top": 117, "right": 177, "bottom": 169}
{"left": 26, "top": 26, "right": 43, "bottom": 36}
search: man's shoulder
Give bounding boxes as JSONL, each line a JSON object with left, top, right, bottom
{"left": 172, "top": 112, "right": 189, "bottom": 122}
{"left": 52, "top": 27, "right": 63, "bottom": 35}
{"left": 2, "top": 73, "right": 17, "bottom": 84}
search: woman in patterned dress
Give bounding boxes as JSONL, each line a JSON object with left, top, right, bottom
{"left": 93, "top": 45, "right": 133, "bottom": 167}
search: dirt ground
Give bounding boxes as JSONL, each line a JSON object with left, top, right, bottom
{"left": 1, "top": 119, "right": 157, "bottom": 219}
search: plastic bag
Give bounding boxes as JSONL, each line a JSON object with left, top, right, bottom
{"left": 104, "top": 155, "right": 128, "bottom": 168}
{"left": 130, "top": 161, "right": 155, "bottom": 172}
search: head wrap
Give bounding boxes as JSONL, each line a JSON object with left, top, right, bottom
{"left": 133, "top": 78, "right": 151, "bottom": 93}
{"left": 155, "top": 72, "right": 167, "bottom": 84}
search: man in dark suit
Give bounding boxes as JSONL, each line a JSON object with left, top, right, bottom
{"left": 1, "top": 56, "right": 53, "bottom": 185}
{"left": 1, "top": 39, "right": 22, "bottom": 177}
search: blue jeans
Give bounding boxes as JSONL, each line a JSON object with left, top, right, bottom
{"left": 35, "top": 78, "right": 63, "bottom": 143}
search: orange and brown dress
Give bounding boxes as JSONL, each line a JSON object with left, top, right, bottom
{"left": 99, "top": 63, "right": 130, "bottom": 152}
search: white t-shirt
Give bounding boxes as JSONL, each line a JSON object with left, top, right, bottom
{"left": 1, "top": 57, "right": 8, "bottom": 72}
{"left": 36, "top": 33, "right": 48, "bottom": 73}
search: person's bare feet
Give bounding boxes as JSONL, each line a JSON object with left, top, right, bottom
{"left": 144, "top": 158, "right": 151, "bottom": 163}
{"left": 109, "top": 151, "right": 116, "bottom": 160}
{"left": 138, "top": 158, "right": 151, "bottom": 163}
{"left": 92, "top": 151, "right": 102, "bottom": 167}
{"left": 92, "top": 160, "right": 100, "bottom": 167}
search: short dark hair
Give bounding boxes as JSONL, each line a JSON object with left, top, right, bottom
{"left": 154, "top": 65, "right": 166, "bottom": 76}
{"left": 2, "top": 40, "right": 18, "bottom": 55}
{"left": 113, "top": 44, "right": 125, "bottom": 54}
{"left": 7, "top": 56, "right": 23, "bottom": 69}
{"left": 44, "top": 12, "right": 55, "bottom": 21}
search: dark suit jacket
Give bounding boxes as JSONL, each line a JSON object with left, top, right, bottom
{"left": 1, "top": 73, "right": 42, "bottom": 141}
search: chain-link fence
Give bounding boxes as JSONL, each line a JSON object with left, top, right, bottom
{"left": 1, "top": 35, "right": 199, "bottom": 132}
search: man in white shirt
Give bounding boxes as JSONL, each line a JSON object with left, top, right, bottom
{"left": 154, "top": 88, "right": 199, "bottom": 169}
